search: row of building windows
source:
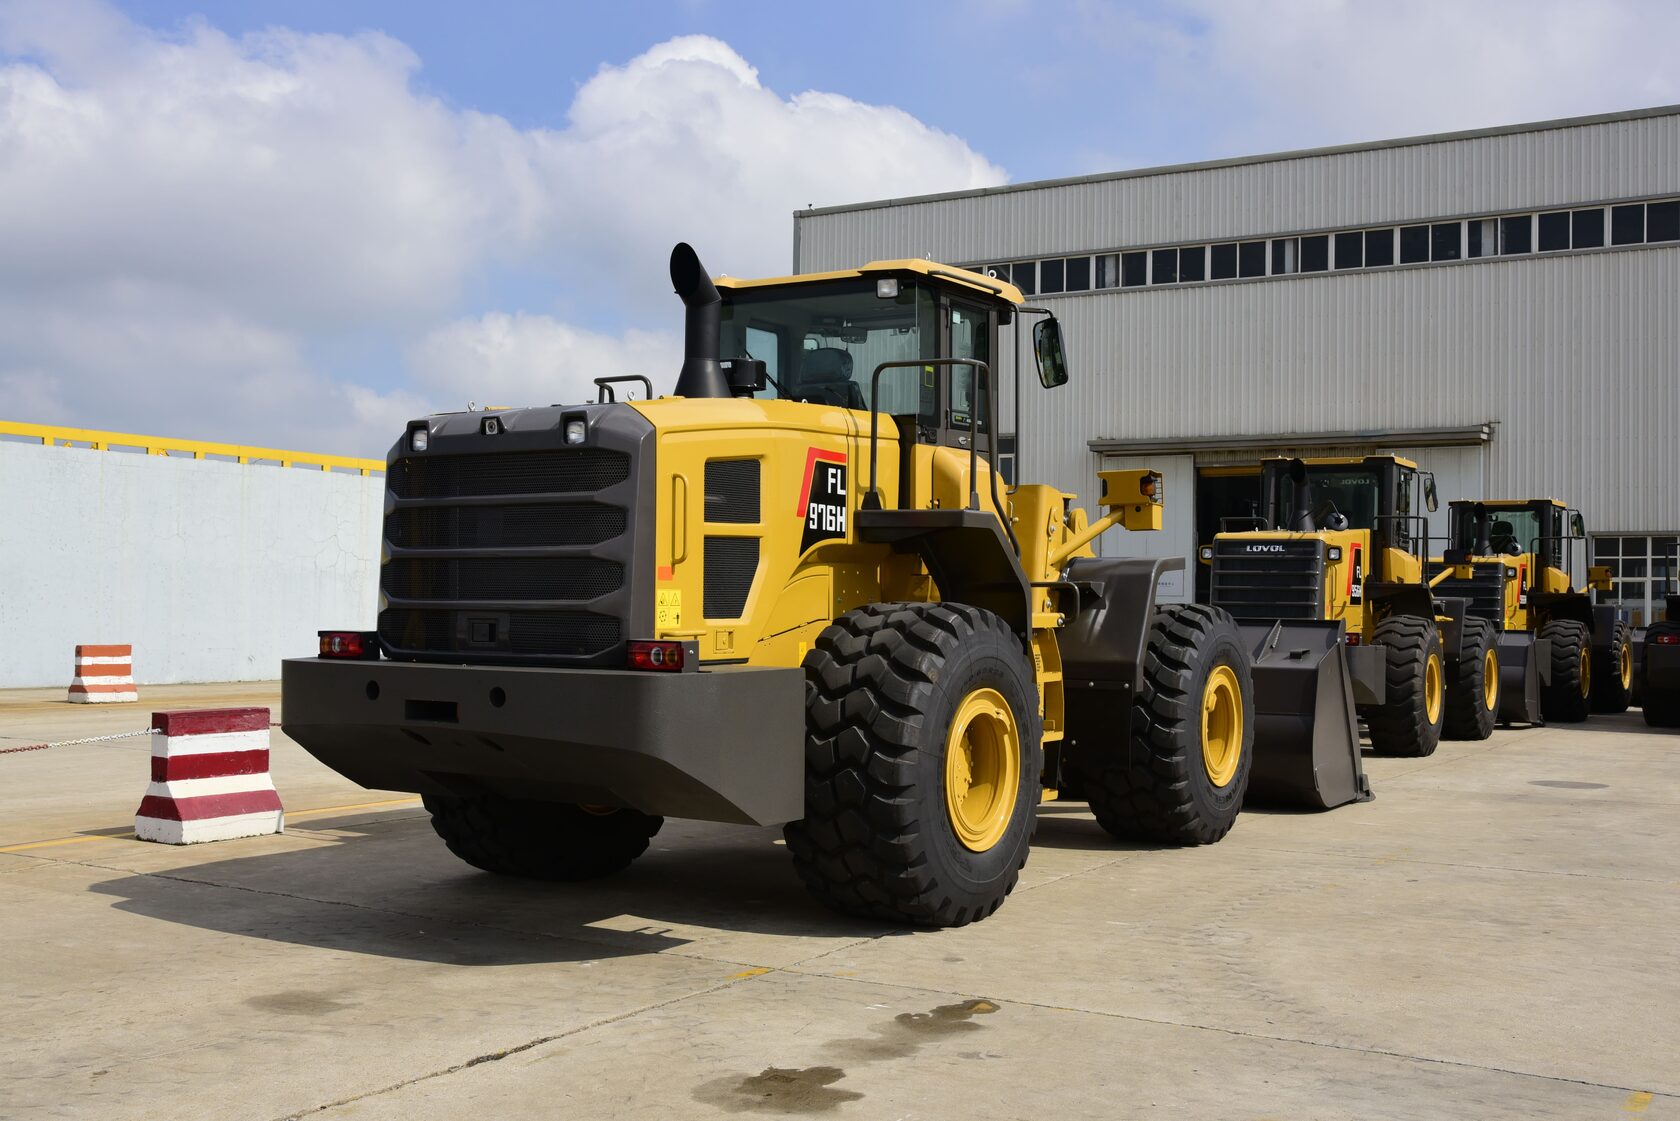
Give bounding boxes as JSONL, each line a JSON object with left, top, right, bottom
{"left": 1594, "top": 534, "right": 1677, "bottom": 626}
{"left": 976, "top": 197, "right": 1680, "bottom": 295}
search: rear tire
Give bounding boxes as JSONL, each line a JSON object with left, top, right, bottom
{"left": 1540, "top": 619, "right": 1592, "bottom": 723}
{"left": 1590, "top": 619, "right": 1633, "bottom": 714}
{"left": 1364, "top": 615, "right": 1445, "bottom": 757}
{"left": 1072, "top": 604, "right": 1254, "bottom": 845}
{"left": 423, "top": 794, "right": 661, "bottom": 880}
{"left": 1443, "top": 616, "right": 1499, "bottom": 741}
{"left": 785, "top": 602, "right": 1042, "bottom": 927}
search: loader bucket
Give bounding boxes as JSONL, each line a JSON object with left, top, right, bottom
{"left": 1239, "top": 620, "right": 1373, "bottom": 809}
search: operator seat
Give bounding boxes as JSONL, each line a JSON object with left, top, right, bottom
{"left": 1490, "top": 519, "right": 1519, "bottom": 555}
{"left": 792, "top": 348, "right": 866, "bottom": 409}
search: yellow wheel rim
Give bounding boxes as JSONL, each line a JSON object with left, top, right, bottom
{"left": 943, "top": 687, "right": 1021, "bottom": 853}
{"left": 1579, "top": 647, "right": 1592, "bottom": 697}
{"left": 1482, "top": 647, "right": 1499, "bottom": 711}
{"left": 1424, "top": 652, "right": 1444, "bottom": 725}
{"left": 1201, "top": 664, "right": 1244, "bottom": 788}
{"left": 1619, "top": 643, "right": 1632, "bottom": 689}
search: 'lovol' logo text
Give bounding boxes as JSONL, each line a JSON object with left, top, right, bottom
{"left": 1245, "top": 544, "right": 1287, "bottom": 553}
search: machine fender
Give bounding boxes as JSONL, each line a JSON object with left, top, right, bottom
{"left": 1435, "top": 596, "right": 1467, "bottom": 663}
{"left": 855, "top": 508, "right": 1031, "bottom": 638}
{"left": 1367, "top": 581, "right": 1438, "bottom": 623}
{"left": 1588, "top": 604, "right": 1627, "bottom": 651}
{"left": 1059, "top": 556, "right": 1185, "bottom": 694}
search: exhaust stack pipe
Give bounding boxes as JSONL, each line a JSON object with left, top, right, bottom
{"left": 669, "top": 242, "right": 730, "bottom": 399}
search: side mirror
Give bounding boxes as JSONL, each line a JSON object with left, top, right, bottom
{"left": 1423, "top": 473, "right": 1439, "bottom": 513}
{"left": 1032, "top": 318, "right": 1070, "bottom": 388}
{"left": 1570, "top": 511, "right": 1585, "bottom": 538}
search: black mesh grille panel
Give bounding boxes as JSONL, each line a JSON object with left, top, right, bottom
{"left": 704, "top": 459, "right": 761, "bottom": 524}
{"left": 1210, "top": 539, "right": 1325, "bottom": 620}
{"left": 1432, "top": 563, "right": 1507, "bottom": 624}
{"left": 387, "top": 504, "right": 625, "bottom": 549}
{"left": 704, "top": 537, "right": 759, "bottom": 619}
{"left": 384, "top": 557, "right": 623, "bottom": 602}
{"left": 378, "top": 608, "right": 621, "bottom": 658}
{"left": 389, "top": 449, "right": 629, "bottom": 498}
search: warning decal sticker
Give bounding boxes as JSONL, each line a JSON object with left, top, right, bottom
{"left": 798, "top": 447, "right": 849, "bottom": 553}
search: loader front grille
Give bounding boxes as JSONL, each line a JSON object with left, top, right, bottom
{"left": 1210, "top": 538, "right": 1326, "bottom": 621}
{"left": 1431, "top": 561, "right": 1507, "bottom": 626}
{"left": 378, "top": 406, "right": 654, "bottom": 667}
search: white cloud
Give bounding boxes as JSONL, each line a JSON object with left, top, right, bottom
{"left": 0, "top": 5, "right": 1005, "bottom": 453}
{"left": 406, "top": 314, "right": 678, "bottom": 412}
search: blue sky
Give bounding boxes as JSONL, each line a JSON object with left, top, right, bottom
{"left": 1, "top": 0, "right": 1676, "bottom": 454}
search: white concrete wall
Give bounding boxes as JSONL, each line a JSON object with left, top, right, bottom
{"left": 0, "top": 441, "right": 382, "bottom": 687}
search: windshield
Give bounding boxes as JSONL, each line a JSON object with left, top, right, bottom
{"left": 1280, "top": 466, "right": 1384, "bottom": 530}
{"left": 720, "top": 279, "right": 935, "bottom": 413}
{"left": 1456, "top": 507, "right": 1544, "bottom": 557}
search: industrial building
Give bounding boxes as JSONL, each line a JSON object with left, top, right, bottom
{"left": 792, "top": 106, "right": 1680, "bottom": 623}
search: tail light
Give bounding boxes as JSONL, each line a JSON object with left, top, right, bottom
{"left": 319, "top": 630, "right": 379, "bottom": 660}
{"left": 1345, "top": 633, "right": 1361, "bottom": 646}
{"left": 1656, "top": 634, "right": 1680, "bottom": 646}
{"left": 628, "top": 640, "right": 687, "bottom": 671}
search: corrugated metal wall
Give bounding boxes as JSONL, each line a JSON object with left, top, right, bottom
{"left": 798, "top": 112, "right": 1680, "bottom": 534}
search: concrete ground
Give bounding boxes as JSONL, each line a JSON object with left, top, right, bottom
{"left": 2, "top": 684, "right": 1676, "bottom": 1121}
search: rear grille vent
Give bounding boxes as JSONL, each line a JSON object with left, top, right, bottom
{"left": 389, "top": 449, "right": 629, "bottom": 499}
{"left": 704, "top": 459, "right": 761, "bottom": 524}
{"left": 384, "top": 557, "right": 623, "bottom": 602}
{"left": 387, "top": 503, "right": 625, "bottom": 549}
{"left": 1210, "top": 539, "right": 1325, "bottom": 620}
{"left": 377, "top": 608, "right": 621, "bottom": 658}
{"left": 704, "top": 537, "right": 759, "bottom": 619}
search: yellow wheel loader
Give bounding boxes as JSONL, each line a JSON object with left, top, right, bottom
{"left": 1207, "top": 455, "right": 1487, "bottom": 773}
{"left": 1433, "top": 500, "right": 1633, "bottom": 724}
{"left": 281, "top": 243, "right": 1321, "bottom": 928}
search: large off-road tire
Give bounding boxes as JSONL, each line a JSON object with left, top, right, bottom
{"left": 784, "top": 602, "right": 1042, "bottom": 927}
{"left": 1443, "top": 616, "right": 1500, "bottom": 741}
{"left": 1590, "top": 619, "right": 1634, "bottom": 714}
{"left": 1642, "top": 622, "right": 1680, "bottom": 728}
{"left": 422, "top": 793, "right": 661, "bottom": 880}
{"left": 1364, "top": 615, "right": 1446, "bottom": 757}
{"left": 1540, "top": 619, "right": 1592, "bottom": 723}
{"left": 1071, "top": 604, "right": 1254, "bottom": 845}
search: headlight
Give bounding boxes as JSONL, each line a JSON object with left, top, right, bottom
{"left": 565, "top": 418, "right": 587, "bottom": 445}
{"left": 410, "top": 427, "right": 428, "bottom": 452}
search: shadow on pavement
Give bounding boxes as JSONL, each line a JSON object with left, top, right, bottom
{"left": 88, "top": 813, "right": 901, "bottom": 966}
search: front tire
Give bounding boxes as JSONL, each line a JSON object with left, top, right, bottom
{"left": 1443, "top": 616, "right": 1500, "bottom": 741}
{"left": 785, "top": 602, "right": 1042, "bottom": 928}
{"left": 423, "top": 794, "right": 662, "bottom": 880}
{"left": 1590, "top": 619, "right": 1634, "bottom": 714}
{"left": 1364, "top": 615, "right": 1446, "bottom": 757}
{"left": 1072, "top": 604, "right": 1255, "bottom": 845}
{"left": 1540, "top": 619, "right": 1592, "bottom": 723}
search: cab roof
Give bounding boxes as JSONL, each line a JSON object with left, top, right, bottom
{"left": 1262, "top": 454, "right": 1421, "bottom": 470}
{"left": 1448, "top": 498, "right": 1567, "bottom": 509}
{"left": 715, "top": 259, "right": 1025, "bottom": 305}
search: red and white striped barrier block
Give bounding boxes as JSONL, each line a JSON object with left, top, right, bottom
{"left": 69, "top": 644, "right": 138, "bottom": 704}
{"left": 135, "top": 708, "right": 284, "bottom": 844}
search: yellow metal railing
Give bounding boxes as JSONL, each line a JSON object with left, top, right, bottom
{"left": 0, "top": 420, "right": 384, "bottom": 475}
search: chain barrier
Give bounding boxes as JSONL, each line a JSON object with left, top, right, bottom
{"left": 0, "top": 728, "right": 162, "bottom": 756}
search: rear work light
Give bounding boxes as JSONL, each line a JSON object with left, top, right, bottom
{"left": 627, "top": 640, "right": 687, "bottom": 671}
{"left": 319, "top": 631, "right": 379, "bottom": 660}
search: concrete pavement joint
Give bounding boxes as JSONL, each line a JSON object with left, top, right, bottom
{"left": 272, "top": 969, "right": 780, "bottom": 1121}
{"left": 770, "top": 965, "right": 1677, "bottom": 1100}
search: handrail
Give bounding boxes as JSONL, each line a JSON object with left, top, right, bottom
{"left": 863, "top": 358, "right": 990, "bottom": 513}
{"left": 0, "top": 420, "right": 384, "bottom": 475}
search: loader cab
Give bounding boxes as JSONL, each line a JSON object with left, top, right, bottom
{"left": 1448, "top": 499, "right": 1569, "bottom": 572}
{"left": 715, "top": 263, "right": 1036, "bottom": 460}
{"left": 1252, "top": 455, "right": 1428, "bottom": 558}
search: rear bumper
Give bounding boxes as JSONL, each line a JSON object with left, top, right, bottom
{"left": 280, "top": 657, "right": 805, "bottom": 827}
